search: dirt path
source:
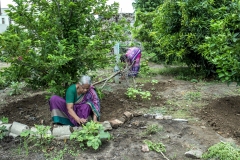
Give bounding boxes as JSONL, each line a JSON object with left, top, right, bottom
{"left": 0, "top": 62, "right": 240, "bottom": 159}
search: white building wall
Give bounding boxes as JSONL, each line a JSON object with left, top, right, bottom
{"left": 0, "top": 8, "right": 11, "bottom": 33}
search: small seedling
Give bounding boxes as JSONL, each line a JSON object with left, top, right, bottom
{"left": 20, "top": 125, "right": 54, "bottom": 146}
{"left": 143, "top": 140, "right": 166, "bottom": 153}
{"left": 126, "top": 87, "right": 151, "bottom": 100}
{"left": 8, "top": 82, "right": 25, "bottom": 96}
{"left": 142, "top": 124, "right": 162, "bottom": 135}
{"left": 143, "top": 140, "right": 169, "bottom": 159}
{"left": 151, "top": 79, "right": 158, "bottom": 85}
{"left": 0, "top": 125, "right": 8, "bottom": 140}
{"left": 1, "top": 116, "right": 9, "bottom": 123}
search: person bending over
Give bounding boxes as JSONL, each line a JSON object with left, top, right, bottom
{"left": 120, "top": 47, "right": 142, "bottom": 77}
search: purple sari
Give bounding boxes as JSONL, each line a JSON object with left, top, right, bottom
{"left": 126, "top": 47, "right": 142, "bottom": 76}
{"left": 49, "top": 86, "right": 100, "bottom": 126}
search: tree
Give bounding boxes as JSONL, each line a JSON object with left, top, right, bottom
{"left": 152, "top": 0, "right": 240, "bottom": 80}
{"left": 0, "top": 0, "right": 129, "bottom": 95}
{"left": 132, "top": 0, "right": 164, "bottom": 62}
{"left": 134, "top": 0, "right": 240, "bottom": 83}
{"left": 199, "top": 0, "right": 240, "bottom": 84}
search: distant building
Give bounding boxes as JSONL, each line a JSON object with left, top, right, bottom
{"left": 0, "top": 8, "right": 12, "bottom": 33}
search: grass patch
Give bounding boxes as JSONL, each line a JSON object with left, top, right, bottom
{"left": 184, "top": 91, "right": 202, "bottom": 101}
{"left": 157, "top": 66, "right": 207, "bottom": 81}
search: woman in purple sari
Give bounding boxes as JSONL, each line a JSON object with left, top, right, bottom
{"left": 120, "top": 47, "right": 142, "bottom": 77}
{"left": 49, "top": 75, "right": 100, "bottom": 126}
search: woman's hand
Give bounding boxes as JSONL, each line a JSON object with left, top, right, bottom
{"left": 76, "top": 117, "right": 87, "bottom": 124}
{"left": 93, "top": 114, "right": 98, "bottom": 122}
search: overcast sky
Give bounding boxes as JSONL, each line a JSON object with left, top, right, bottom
{"left": 2, "top": 0, "right": 134, "bottom": 13}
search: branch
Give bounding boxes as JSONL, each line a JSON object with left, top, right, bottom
{"left": 92, "top": 70, "right": 121, "bottom": 86}
{"left": 92, "top": 61, "right": 136, "bottom": 88}
{"left": 160, "top": 151, "right": 170, "bottom": 160}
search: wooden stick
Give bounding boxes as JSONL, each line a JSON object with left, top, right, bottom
{"left": 92, "top": 61, "right": 135, "bottom": 88}
{"left": 92, "top": 71, "right": 121, "bottom": 86}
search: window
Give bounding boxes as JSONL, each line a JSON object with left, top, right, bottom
{"left": 2, "top": 18, "right": 5, "bottom": 24}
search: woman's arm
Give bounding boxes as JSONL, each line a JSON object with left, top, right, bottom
{"left": 66, "top": 103, "right": 86, "bottom": 124}
{"left": 93, "top": 114, "right": 97, "bottom": 122}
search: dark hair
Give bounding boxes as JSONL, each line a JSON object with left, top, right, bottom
{"left": 120, "top": 55, "right": 127, "bottom": 62}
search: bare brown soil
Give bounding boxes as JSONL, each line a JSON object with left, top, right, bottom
{"left": 1, "top": 65, "right": 240, "bottom": 159}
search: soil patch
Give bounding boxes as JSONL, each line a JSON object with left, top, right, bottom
{"left": 199, "top": 96, "right": 240, "bottom": 141}
{"left": 1, "top": 68, "right": 240, "bottom": 159}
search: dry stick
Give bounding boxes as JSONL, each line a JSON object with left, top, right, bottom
{"left": 92, "top": 70, "right": 121, "bottom": 88}
{"left": 160, "top": 151, "right": 170, "bottom": 160}
{"left": 92, "top": 61, "right": 136, "bottom": 88}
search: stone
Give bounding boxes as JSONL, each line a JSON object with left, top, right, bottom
{"left": 155, "top": 114, "right": 164, "bottom": 120}
{"left": 10, "top": 121, "right": 29, "bottom": 136}
{"left": 109, "top": 119, "right": 124, "bottom": 128}
{"left": 101, "top": 121, "right": 112, "bottom": 131}
{"left": 123, "top": 111, "right": 133, "bottom": 119}
{"left": 9, "top": 133, "right": 18, "bottom": 138}
{"left": 173, "top": 119, "right": 188, "bottom": 122}
{"left": 141, "top": 144, "right": 149, "bottom": 152}
{"left": 131, "top": 121, "right": 140, "bottom": 127}
{"left": 118, "top": 116, "right": 126, "bottom": 123}
{"left": 0, "top": 124, "right": 12, "bottom": 131}
{"left": 185, "top": 149, "right": 203, "bottom": 159}
{"left": 52, "top": 125, "right": 72, "bottom": 139}
{"left": 70, "top": 126, "right": 83, "bottom": 132}
{"left": 163, "top": 115, "right": 172, "bottom": 120}
{"left": 133, "top": 112, "right": 143, "bottom": 117}
{"left": 131, "top": 121, "right": 145, "bottom": 127}
{"left": 30, "top": 126, "right": 52, "bottom": 138}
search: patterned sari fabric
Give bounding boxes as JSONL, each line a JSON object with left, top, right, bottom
{"left": 125, "top": 47, "right": 142, "bottom": 76}
{"left": 49, "top": 86, "right": 100, "bottom": 126}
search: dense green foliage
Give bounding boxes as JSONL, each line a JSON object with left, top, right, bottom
{"left": 0, "top": 0, "right": 129, "bottom": 95}
{"left": 202, "top": 142, "right": 240, "bottom": 160}
{"left": 133, "top": 0, "right": 240, "bottom": 83}
{"left": 132, "top": 0, "right": 164, "bottom": 12}
{"left": 132, "top": 0, "right": 164, "bottom": 61}
{"left": 199, "top": 1, "right": 240, "bottom": 84}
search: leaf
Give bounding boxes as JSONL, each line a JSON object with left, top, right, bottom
{"left": 99, "top": 130, "right": 110, "bottom": 140}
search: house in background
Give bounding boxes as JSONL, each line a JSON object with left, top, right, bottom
{"left": 0, "top": 7, "right": 12, "bottom": 33}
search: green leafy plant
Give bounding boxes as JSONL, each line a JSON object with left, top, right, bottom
{"left": 142, "top": 124, "right": 163, "bottom": 135}
{"left": 139, "top": 60, "right": 151, "bottom": 77}
{"left": 202, "top": 142, "right": 240, "bottom": 160}
{"left": 0, "top": 116, "right": 9, "bottom": 140}
{"left": 1, "top": 116, "right": 9, "bottom": 123}
{"left": 151, "top": 79, "right": 159, "bottom": 85}
{"left": 20, "top": 125, "right": 54, "bottom": 146}
{"left": 143, "top": 140, "right": 170, "bottom": 159}
{"left": 95, "top": 87, "right": 104, "bottom": 100}
{"left": 70, "top": 121, "right": 111, "bottom": 150}
{"left": 126, "top": 87, "right": 151, "bottom": 100}
{"left": 143, "top": 140, "right": 166, "bottom": 153}
{"left": 0, "top": 76, "right": 7, "bottom": 89}
{"left": 8, "top": 81, "right": 25, "bottom": 96}
{"left": 0, "top": 125, "right": 8, "bottom": 140}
